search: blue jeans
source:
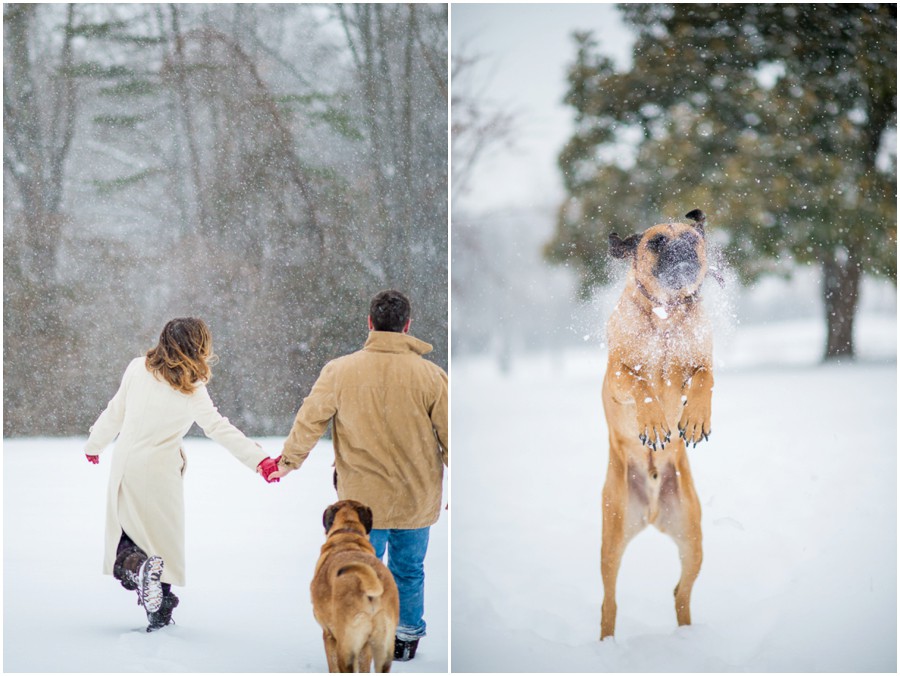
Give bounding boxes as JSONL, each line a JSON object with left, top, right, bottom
{"left": 369, "top": 527, "right": 430, "bottom": 641}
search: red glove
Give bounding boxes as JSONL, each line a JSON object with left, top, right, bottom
{"left": 257, "top": 457, "right": 280, "bottom": 483}
{"left": 86, "top": 454, "right": 99, "bottom": 464}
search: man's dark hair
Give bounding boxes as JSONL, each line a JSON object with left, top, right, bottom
{"left": 369, "top": 290, "right": 411, "bottom": 332}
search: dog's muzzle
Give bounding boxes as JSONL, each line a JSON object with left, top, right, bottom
{"left": 655, "top": 235, "right": 701, "bottom": 290}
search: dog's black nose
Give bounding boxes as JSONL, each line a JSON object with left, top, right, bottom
{"left": 655, "top": 234, "right": 701, "bottom": 289}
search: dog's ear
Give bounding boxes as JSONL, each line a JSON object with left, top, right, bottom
{"left": 609, "top": 232, "right": 641, "bottom": 259}
{"left": 355, "top": 505, "right": 374, "bottom": 534}
{"left": 684, "top": 209, "right": 706, "bottom": 236}
{"left": 323, "top": 504, "right": 339, "bottom": 533}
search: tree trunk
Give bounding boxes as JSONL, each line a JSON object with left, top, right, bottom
{"left": 398, "top": 4, "right": 416, "bottom": 291}
{"left": 3, "top": 3, "right": 81, "bottom": 434}
{"left": 340, "top": 5, "right": 391, "bottom": 247}
{"left": 822, "top": 250, "right": 861, "bottom": 360}
{"left": 168, "top": 4, "right": 208, "bottom": 235}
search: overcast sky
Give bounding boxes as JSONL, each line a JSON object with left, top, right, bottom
{"left": 451, "top": 3, "right": 636, "bottom": 215}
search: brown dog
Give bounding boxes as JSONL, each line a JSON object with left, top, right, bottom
{"left": 600, "top": 209, "right": 713, "bottom": 640}
{"left": 311, "top": 500, "right": 400, "bottom": 672}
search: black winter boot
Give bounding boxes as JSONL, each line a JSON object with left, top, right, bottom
{"left": 394, "top": 638, "right": 419, "bottom": 662}
{"left": 114, "top": 540, "right": 144, "bottom": 591}
{"left": 113, "top": 537, "right": 164, "bottom": 613}
{"left": 146, "top": 590, "right": 179, "bottom": 632}
{"left": 135, "top": 556, "right": 165, "bottom": 613}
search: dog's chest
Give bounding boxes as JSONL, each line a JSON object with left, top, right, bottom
{"left": 612, "top": 301, "right": 709, "bottom": 380}
{"left": 628, "top": 326, "right": 700, "bottom": 382}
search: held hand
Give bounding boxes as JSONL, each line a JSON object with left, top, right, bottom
{"left": 257, "top": 457, "right": 281, "bottom": 483}
{"left": 266, "top": 455, "right": 291, "bottom": 481}
{"left": 86, "top": 454, "right": 99, "bottom": 465}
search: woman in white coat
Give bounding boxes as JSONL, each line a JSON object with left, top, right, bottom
{"left": 85, "top": 318, "right": 281, "bottom": 631}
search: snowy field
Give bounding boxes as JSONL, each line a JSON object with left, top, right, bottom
{"left": 451, "top": 314, "right": 897, "bottom": 672}
{"left": 3, "top": 438, "right": 448, "bottom": 672}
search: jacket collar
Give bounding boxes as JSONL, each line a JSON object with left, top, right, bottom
{"left": 364, "top": 331, "right": 433, "bottom": 356}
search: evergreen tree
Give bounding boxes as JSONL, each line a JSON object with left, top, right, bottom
{"left": 547, "top": 3, "right": 896, "bottom": 359}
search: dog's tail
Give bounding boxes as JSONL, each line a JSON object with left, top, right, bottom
{"left": 334, "top": 562, "right": 384, "bottom": 600}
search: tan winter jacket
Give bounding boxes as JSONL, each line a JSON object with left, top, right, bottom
{"left": 86, "top": 357, "right": 267, "bottom": 585}
{"left": 279, "top": 331, "right": 448, "bottom": 530}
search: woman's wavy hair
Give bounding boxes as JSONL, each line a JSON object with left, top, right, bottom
{"left": 145, "top": 318, "right": 217, "bottom": 394}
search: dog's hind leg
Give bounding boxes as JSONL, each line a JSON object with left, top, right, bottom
{"left": 658, "top": 456, "right": 703, "bottom": 627}
{"left": 673, "top": 492, "right": 702, "bottom": 626}
{"left": 322, "top": 629, "right": 339, "bottom": 673}
{"left": 601, "top": 457, "right": 625, "bottom": 640}
{"left": 333, "top": 630, "right": 360, "bottom": 673}
{"left": 368, "top": 620, "right": 394, "bottom": 673}
{"left": 335, "top": 627, "right": 370, "bottom": 673}
{"left": 600, "top": 524, "right": 624, "bottom": 638}
{"left": 370, "top": 634, "right": 394, "bottom": 673}
{"left": 358, "top": 643, "right": 373, "bottom": 673}
{"left": 600, "top": 449, "right": 646, "bottom": 639}
{"left": 336, "top": 648, "right": 359, "bottom": 673}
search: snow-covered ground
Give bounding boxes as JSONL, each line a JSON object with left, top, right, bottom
{"left": 3, "top": 438, "right": 448, "bottom": 672}
{"left": 4, "top": 310, "right": 896, "bottom": 674}
{"left": 451, "top": 313, "right": 897, "bottom": 672}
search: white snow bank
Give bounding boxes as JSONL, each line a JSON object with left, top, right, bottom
{"left": 3, "top": 438, "right": 448, "bottom": 672}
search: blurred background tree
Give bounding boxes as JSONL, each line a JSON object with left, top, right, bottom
{"left": 449, "top": 43, "right": 520, "bottom": 363}
{"left": 546, "top": 3, "right": 896, "bottom": 360}
{"left": 4, "top": 3, "right": 447, "bottom": 436}
{"left": 4, "top": 4, "right": 94, "bottom": 433}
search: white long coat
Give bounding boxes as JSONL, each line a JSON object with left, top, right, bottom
{"left": 86, "top": 357, "right": 267, "bottom": 586}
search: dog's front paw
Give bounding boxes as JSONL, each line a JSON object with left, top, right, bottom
{"left": 636, "top": 399, "right": 671, "bottom": 451}
{"left": 678, "top": 399, "right": 711, "bottom": 448}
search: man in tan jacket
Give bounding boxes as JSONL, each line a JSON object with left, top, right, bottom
{"left": 272, "top": 290, "right": 448, "bottom": 662}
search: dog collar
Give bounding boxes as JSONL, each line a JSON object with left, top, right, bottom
{"left": 634, "top": 279, "right": 700, "bottom": 310}
{"left": 328, "top": 527, "right": 368, "bottom": 537}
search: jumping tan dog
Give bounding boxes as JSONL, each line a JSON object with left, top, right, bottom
{"left": 600, "top": 209, "right": 713, "bottom": 640}
{"left": 311, "top": 500, "right": 400, "bottom": 672}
